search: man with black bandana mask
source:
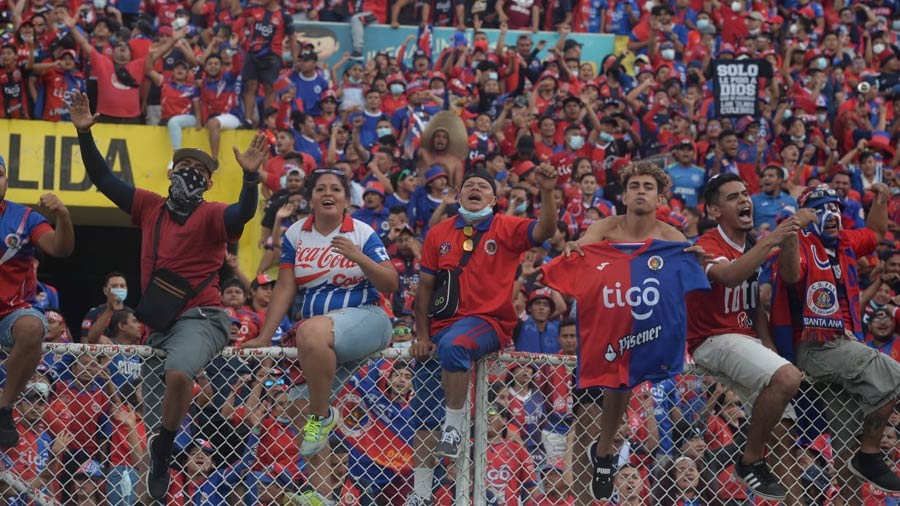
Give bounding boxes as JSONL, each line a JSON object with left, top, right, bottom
{"left": 67, "top": 91, "right": 267, "bottom": 501}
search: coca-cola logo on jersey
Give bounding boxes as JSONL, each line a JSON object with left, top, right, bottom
{"left": 295, "top": 241, "right": 357, "bottom": 270}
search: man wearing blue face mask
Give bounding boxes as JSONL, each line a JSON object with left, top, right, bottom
{"left": 771, "top": 183, "right": 900, "bottom": 501}
{"left": 82, "top": 271, "right": 133, "bottom": 344}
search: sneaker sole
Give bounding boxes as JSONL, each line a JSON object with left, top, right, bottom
{"left": 735, "top": 475, "right": 787, "bottom": 501}
{"left": 849, "top": 459, "right": 900, "bottom": 494}
{"left": 433, "top": 446, "right": 460, "bottom": 460}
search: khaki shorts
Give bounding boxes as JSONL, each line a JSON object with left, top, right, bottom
{"left": 693, "top": 333, "right": 796, "bottom": 420}
{"left": 797, "top": 339, "right": 900, "bottom": 452}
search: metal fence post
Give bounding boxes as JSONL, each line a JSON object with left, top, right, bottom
{"left": 472, "top": 356, "right": 488, "bottom": 506}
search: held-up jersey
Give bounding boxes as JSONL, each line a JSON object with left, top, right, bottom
{"left": 686, "top": 226, "right": 759, "bottom": 352}
{"left": 280, "top": 214, "right": 390, "bottom": 319}
{"left": 541, "top": 240, "right": 709, "bottom": 390}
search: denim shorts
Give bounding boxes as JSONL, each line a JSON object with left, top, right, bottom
{"left": 289, "top": 304, "right": 391, "bottom": 401}
{"left": 0, "top": 308, "right": 48, "bottom": 348}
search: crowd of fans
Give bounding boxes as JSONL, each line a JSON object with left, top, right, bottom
{"left": 6, "top": 0, "right": 900, "bottom": 505}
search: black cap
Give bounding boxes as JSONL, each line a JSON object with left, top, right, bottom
{"left": 300, "top": 51, "right": 318, "bottom": 61}
{"left": 172, "top": 148, "right": 217, "bottom": 174}
{"left": 462, "top": 168, "right": 497, "bottom": 195}
{"left": 220, "top": 277, "right": 244, "bottom": 293}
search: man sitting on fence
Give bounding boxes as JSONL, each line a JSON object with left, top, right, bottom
{"left": 771, "top": 183, "right": 900, "bottom": 502}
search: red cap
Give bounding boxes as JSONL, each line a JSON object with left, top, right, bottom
{"left": 513, "top": 160, "right": 536, "bottom": 177}
{"left": 798, "top": 6, "right": 815, "bottom": 18}
{"left": 539, "top": 71, "right": 558, "bottom": 82}
{"left": 768, "top": 14, "right": 784, "bottom": 25}
{"left": 474, "top": 39, "right": 489, "bottom": 52}
{"left": 719, "top": 43, "right": 736, "bottom": 55}
{"left": 363, "top": 181, "right": 386, "bottom": 198}
{"left": 60, "top": 49, "right": 78, "bottom": 61}
{"left": 319, "top": 89, "right": 337, "bottom": 102}
{"left": 406, "top": 80, "right": 426, "bottom": 94}
{"left": 158, "top": 26, "right": 173, "bottom": 36}
{"left": 252, "top": 273, "right": 275, "bottom": 288}
{"left": 527, "top": 288, "right": 556, "bottom": 313}
{"left": 448, "top": 78, "right": 467, "bottom": 96}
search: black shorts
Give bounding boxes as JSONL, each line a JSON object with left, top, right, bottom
{"left": 572, "top": 371, "right": 605, "bottom": 414}
{"left": 241, "top": 52, "right": 282, "bottom": 86}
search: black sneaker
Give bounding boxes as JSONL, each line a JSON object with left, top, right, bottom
{"left": 239, "top": 119, "right": 256, "bottom": 130}
{"left": 434, "top": 426, "right": 462, "bottom": 460}
{"left": 146, "top": 433, "right": 173, "bottom": 500}
{"left": 587, "top": 440, "right": 616, "bottom": 500}
{"left": 0, "top": 407, "right": 19, "bottom": 448}
{"left": 735, "top": 458, "right": 787, "bottom": 501}
{"left": 850, "top": 452, "right": 900, "bottom": 493}
{"left": 350, "top": 50, "right": 363, "bottom": 59}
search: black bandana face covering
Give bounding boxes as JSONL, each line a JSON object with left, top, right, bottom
{"left": 166, "top": 168, "right": 206, "bottom": 224}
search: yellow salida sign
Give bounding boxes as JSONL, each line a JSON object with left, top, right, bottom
{"left": 1, "top": 119, "right": 265, "bottom": 276}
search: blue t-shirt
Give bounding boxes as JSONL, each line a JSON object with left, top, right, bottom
{"left": 290, "top": 70, "right": 330, "bottom": 117}
{"left": 751, "top": 191, "right": 798, "bottom": 231}
{"left": 665, "top": 164, "right": 706, "bottom": 208}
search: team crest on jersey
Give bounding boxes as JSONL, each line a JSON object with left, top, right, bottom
{"left": 4, "top": 233, "right": 21, "bottom": 249}
{"left": 806, "top": 281, "right": 839, "bottom": 316}
{"left": 439, "top": 242, "right": 451, "bottom": 255}
{"left": 647, "top": 255, "right": 664, "bottom": 271}
{"left": 484, "top": 239, "right": 497, "bottom": 255}
{"left": 381, "top": 221, "right": 390, "bottom": 231}
{"left": 335, "top": 393, "right": 370, "bottom": 438}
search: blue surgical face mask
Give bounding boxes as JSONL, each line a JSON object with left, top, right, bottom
{"left": 377, "top": 127, "right": 393, "bottom": 138}
{"left": 697, "top": 19, "right": 710, "bottom": 29}
{"left": 514, "top": 201, "right": 528, "bottom": 214}
{"left": 599, "top": 131, "right": 615, "bottom": 143}
{"left": 111, "top": 288, "right": 127, "bottom": 302}
{"left": 458, "top": 205, "right": 494, "bottom": 223}
{"left": 791, "top": 134, "right": 805, "bottom": 143}
{"left": 392, "top": 341, "right": 412, "bottom": 350}
{"left": 569, "top": 135, "right": 585, "bottom": 150}
{"left": 390, "top": 83, "right": 404, "bottom": 95}
{"left": 276, "top": 416, "right": 291, "bottom": 424}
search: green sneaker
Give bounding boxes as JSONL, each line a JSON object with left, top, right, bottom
{"left": 283, "top": 489, "right": 329, "bottom": 506}
{"left": 299, "top": 408, "right": 336, "bottom": 456}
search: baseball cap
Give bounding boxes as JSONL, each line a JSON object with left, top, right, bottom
{"left": 674, "top": 139, "right": 695, "bottom": 150}
{"left": 250, "top": 273, "right": 275, "bottom": 289}
{"left": 748, "top": 11, "right": 764, "bottom": 21}
{"left": 22, "top": 382, "right": 49, "bottom": 402}
{"left": 563, "top": 39, "right": 583, "bottom": 52}
{"left": 363, "top": 181, "right": 386, "bottom": 198}
{"left": 318, "top": 89, "right": 337, "bottom": 103}
{"left": 462, "top": 168, "right": 497, "bottom": 195}
{"left": 526, "top": 288, "right": 556, "bottom": 313}
{"left": 60, "top": 49, "right": 78, "bottom": 61}
{"left": 285, "top": 165, "right": 304, "bottom": 178}
{"left": 172, "top": 148, "right": 217, "bottom": 175}
{"left": 425, "top": 165, "right": 448, "bottom": 184}
{"left": 872, "top": 307, "right": 893, "bottom": 320}
{"left": 300, "top": 51, "right": 318, "bottom": 61}
{"left": 413, "top": 50, "right": 429, "bottom": 61}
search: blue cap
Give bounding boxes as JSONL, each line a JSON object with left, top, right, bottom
{"left": 452, "top": 30, "right": 467, "bottom": 48}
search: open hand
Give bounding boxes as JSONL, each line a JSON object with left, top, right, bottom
{"left": 68, "top": 91, "right": 98, "bottom": 132}
{"left": 233, "top": 134, "right": 268, "bottom": 174}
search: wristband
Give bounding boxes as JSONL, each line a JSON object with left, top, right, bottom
{"left": 243, "top": 172, "right": 261, "bottom": 184}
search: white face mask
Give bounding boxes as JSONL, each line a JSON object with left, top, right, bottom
{"left": 875, "top": 43, "right": 887, "bottom": 55}
{"left": 731, "top": 1, "right": 742, "bottom": 12}
{"left": 487, "top": 72, "right": 498, "bottom": 81}
{"left": 893, "top": 20, "right": 900, "bottom": 31}
{"left": 817, "top": 113, "right": 827, "bottom": 123}
{"left": 697, "top": 19, "right": 710, "bottom": 29}
{"left": 93, "top": 0, "right": 107, "bottom": 7}
{"left": 661, "top": 48, "right": 676, "bottom": 60}
{"left": 789, "top": 23, "right": 798, "bottom": 35}
{"left": 748, "top": 28, "right": 760, "bottom": 35}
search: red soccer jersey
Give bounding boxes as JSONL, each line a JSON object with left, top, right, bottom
{"left": 3, "top": 423, "right": 47, "bottom": 482}
{"left": 232, "top": 408, "right": 301, "bottom": 476}
{"left": 0, "top": 201, "right": 53, "bottom": 318}
{"left": 0, "top": 65, "right": 30, "bottom": 119}
{"left": 686, "top": 226, "right": 759, "bottom": 352}
{"left": 234, "top": 4, "right": 294, "bottom": 56}
{"left": 52, "top": 380, "right": 110, "bottom": 455}
{"left": 420, "top": 214, "right": 537, "bottom": 346}
{"left": 131, "top": 190, "right": 234, "bottom": 322}
{"left": 160, "top": 77, "right": 199, "bottom": 120}
{"left": 108, "top": 408, "right": 147, "bottom": 466}
{"left": 234, "top": 307, "right": 262, "bottom": 345}
{"left": 485, "top": 439, "right": 537, "bottom": 506}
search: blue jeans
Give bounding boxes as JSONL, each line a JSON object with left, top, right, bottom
{"left": 0, "top": 308, "right": 47, "bottom": 347}
{"left": 107, "top": 465, "right": 139, "bottom": 506}
{"left": 165, "top": 114, "right": 197, "bottom": 151}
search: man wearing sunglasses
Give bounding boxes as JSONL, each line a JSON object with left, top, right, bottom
{"left": 771, "top": 182, "right": 900, "bottom": 499}
{"left": 408, "top": 165, "right": 559, "bottom": 506}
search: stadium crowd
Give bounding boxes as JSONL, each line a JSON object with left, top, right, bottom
{"left": 6, "top": 0, "right": 900, "bottom": 505}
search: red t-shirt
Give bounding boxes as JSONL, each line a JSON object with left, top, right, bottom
{"left": 90, "top": 48, "right": 146, "bottom": 119}
{"left": 420, "top": 214, "right": 537, "bottom": 345}
{"left": 131, "top": 190, "right": 234, "bottom": 321}
{"left": 108, "top": 408, "right": 147, "bottom": 466}
{"left": 3, "top": 423, "right": 45, "bottom": 482}
{"left": 232, "top": 408, "right": 301, "bottom": 476}
{"left": 686, "top": 226, "right": 758, "bottom": 352}
{"left": 485, "top": 439, "right": 537, "bottom": 506}
{"left": 52, "top": 380, "right": 110, "bottom": 455}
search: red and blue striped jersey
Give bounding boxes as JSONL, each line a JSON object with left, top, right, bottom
{"left": 541, "top": 240, "right": 710, "bottom": 389}
{"left": 0, "top": 201, "right": 52, "bottom": 318}
{"left": 280, "top": 214, "right": 390, "bottom": 319}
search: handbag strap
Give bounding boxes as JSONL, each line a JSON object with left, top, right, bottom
{"left": 454, "top": 228, "right": 486, "bottom": 275}
{"left": 149, "top": 208, "right": 218, "bottom": 299}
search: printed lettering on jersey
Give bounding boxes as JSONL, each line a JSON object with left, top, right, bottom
{"left": 601, "top": 277, "right": 660, "bottom": 321}
{"left": 806, "top": 281, "right": 839, "bottom": 317}
{"left": 255, "top": 21, "right": 275, "bottom": 38}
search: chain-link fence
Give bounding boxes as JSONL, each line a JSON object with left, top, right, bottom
{"left": 0, "top": 344, "right": 894, "bottom": 505}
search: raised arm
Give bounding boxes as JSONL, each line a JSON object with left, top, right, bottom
{"left": 223, "top": 134, "right": 267, "bottom": 237}
{"left": 69, "top": 92, "right": 135, "bottom": 213}
{"left": 866, "top": 183, "right": 890, "bottom": 242}
{"left": 532, "top": 163, "right": 560, "bottom": 243}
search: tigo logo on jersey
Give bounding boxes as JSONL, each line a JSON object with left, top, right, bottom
{"left": 602, "top": 278, "right": 661, "bottom": 320}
